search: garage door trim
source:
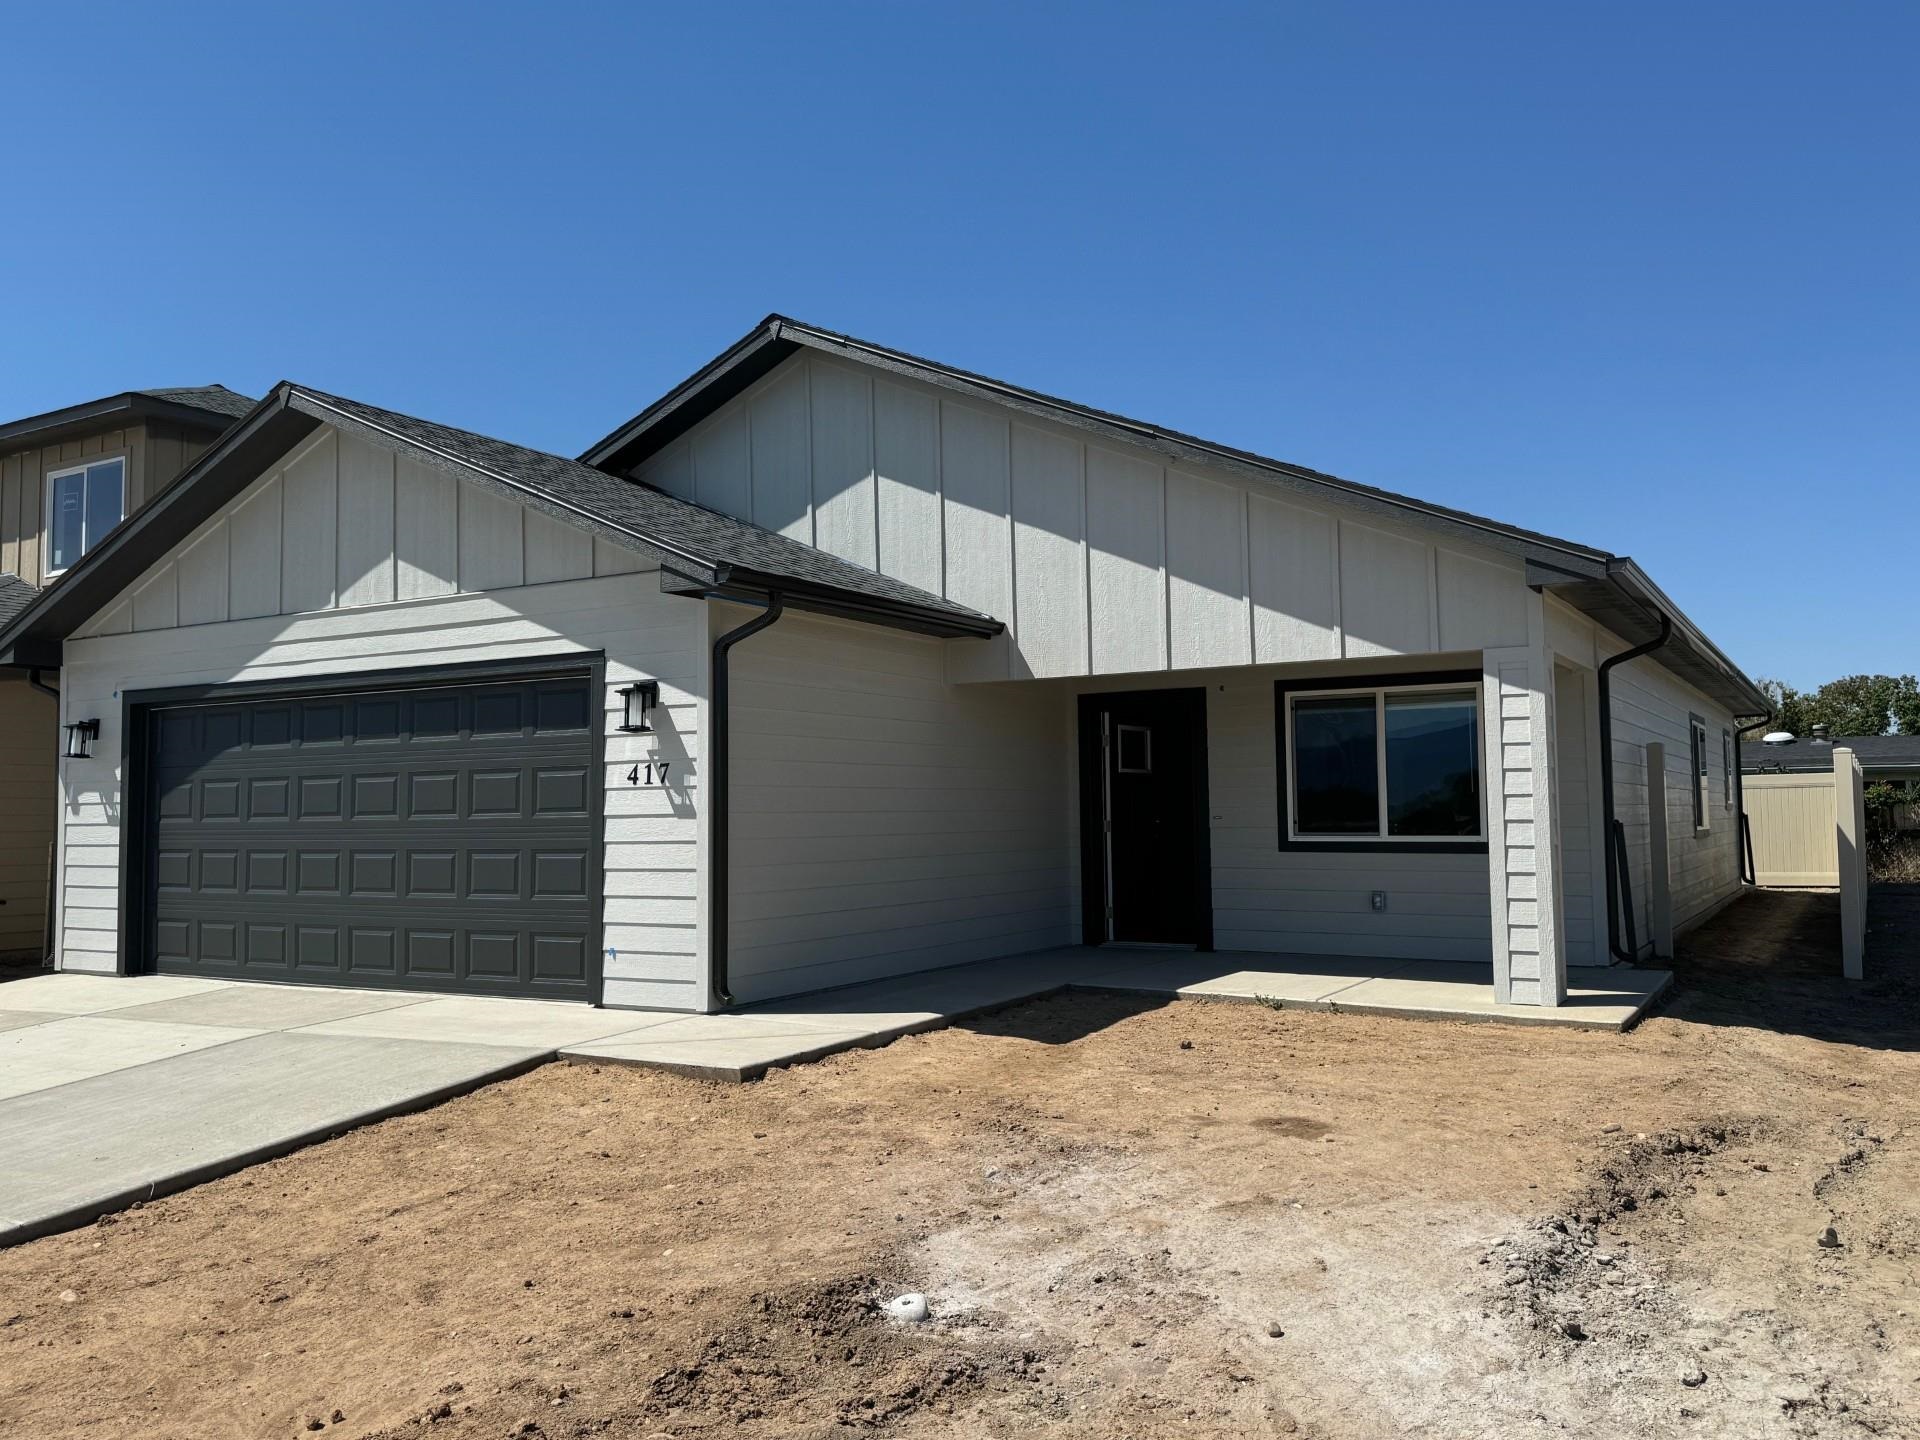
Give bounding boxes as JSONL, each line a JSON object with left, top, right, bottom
{"left": 118, "top": 652, "right": 607, "bottom": 1002}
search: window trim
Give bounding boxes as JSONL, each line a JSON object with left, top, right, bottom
{"left": 1689, "top": 714, "right": 1711, "bottom": 832}
{"left": 1275, "top": 669, "right": 1489, "bottom": 854}
{"left": 1721, "top": 727, "right": 1734, "bottom": 813}
{"left": 43, "top": 454, "right": 128, "bottom": 578}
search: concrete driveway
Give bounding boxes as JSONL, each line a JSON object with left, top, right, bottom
{"left": 1, "top": 950, "right": 1672, "bottom": 1246}
{"left": 0, "top": 973, "right": 664, "bottom": 1247}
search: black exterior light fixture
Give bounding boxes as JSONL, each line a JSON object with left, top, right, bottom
{"left": 63, "top": 718, "right": 100, "bottom": 760}
{"left": 618, "top": 680, "right": 660, "bottom": 733}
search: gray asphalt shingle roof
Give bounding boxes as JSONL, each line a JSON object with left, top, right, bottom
{"left": 135, "top": 386, "right": 259, "bottom": 421}
{"left": 0, "top": 574, "right": 36, "bottom": 628}
{"left": 1743, "top": 736, "right": 1920, "bottom": 774}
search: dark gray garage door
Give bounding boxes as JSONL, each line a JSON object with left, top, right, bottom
{"left": 143, "top": 673, "right": 599, "bottom": 1000}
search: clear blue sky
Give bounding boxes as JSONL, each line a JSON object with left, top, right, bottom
{"left": 3, "top": 3, "right": 1912, "bottom": 689}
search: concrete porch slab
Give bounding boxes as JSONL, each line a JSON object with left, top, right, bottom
{"left": 1321, "top": 965, "right": 1671, "bottom": 1029}
{"left": 1087, "top": 950, "right": 1411, "bottom": 1005}
{"left": 570, "top": 1016, "right": 883, "bottom": 1083}
{"left": 562, "top": 947, "right": 1673, "bottom": 1082}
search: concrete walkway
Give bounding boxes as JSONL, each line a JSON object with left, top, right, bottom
{"left": 558, "top": 947, "right": 1673, "bottom": 1078}
{"left": 0, "top": 952, "right": 1669, "bottom": 1244}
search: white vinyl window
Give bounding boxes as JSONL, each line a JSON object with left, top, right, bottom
{"left": 45, "top": 456, "right": 126, "bottom": 575}
{"left": 1722, "top": 729, "right": 1734, "bottom": 812}
{"left": 1282, "top": 680, "right": 1484, "bottom": 843}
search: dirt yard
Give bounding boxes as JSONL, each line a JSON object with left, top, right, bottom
{"left": 2, "top": 891, "right": 1916, "bottom": 1440}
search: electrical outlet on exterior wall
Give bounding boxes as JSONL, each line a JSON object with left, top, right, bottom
{"left": 1370, "top": 890, "right": 1388, "bottom": 913}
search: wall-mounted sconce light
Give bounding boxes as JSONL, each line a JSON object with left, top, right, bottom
{"left": 64, "top": 718, "right": 100, "bottom": 760}
{"left": 618, "top": 680, "right": 660, "bottom": 733}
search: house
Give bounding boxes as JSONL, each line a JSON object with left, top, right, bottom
{"left": 0, "top": 386, "right": 256, "bottom": 961}
{"left": 0, "top": 318, "right": 1768, "bottom": 1011}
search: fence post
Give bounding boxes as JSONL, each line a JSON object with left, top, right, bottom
{"left": 1836, "top": 747, "right": 1866, "bottom": 980}
{"left": 1645, "top": 742, "right": 1673, "bottom": 957}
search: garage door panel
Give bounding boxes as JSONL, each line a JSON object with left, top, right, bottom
{"left": 145, "top": 673, "right": 598, "bottom": 1000}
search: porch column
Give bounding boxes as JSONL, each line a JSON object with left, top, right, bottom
{"left": 1483, "top": 628, "right": 1569, "bottom": 1005}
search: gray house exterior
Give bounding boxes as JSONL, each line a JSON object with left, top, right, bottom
{"left": 0, "top": 387, "right": 254, "bottom": 960}
{"left": 0, "top": 320, "right": 1767, "bottom": 1009}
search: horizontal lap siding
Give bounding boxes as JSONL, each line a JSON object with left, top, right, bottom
{"left": 58, "top": 445, "right": 714, "bottom": 1006}
{"left": 1601, "top": 653, "right": 1741, "bottom": 949}
{"left": 0, "top": 677, "right": 57, "bottom": 956}
{"left": 724, "top": 608, "right": 1072, "bottom": 1003}
{"left": 1070, "top": 666, "right": 1493, "bottom": 964}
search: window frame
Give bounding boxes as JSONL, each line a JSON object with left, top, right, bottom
{"left": 43, "top": 454, "right": 128, "bottom": 578}
{"left": 1721, "top": 727, "right": 1734, "bottom": 813}
{"left": 1275, "top": 669, "right": 1488, "bottom": 854}
{"left": 1689, "top": 714, "right": 1711, "bottom": 832}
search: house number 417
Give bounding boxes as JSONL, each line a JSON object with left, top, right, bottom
{"left": 626, "top": 760, "right": 672, "bottom": 786}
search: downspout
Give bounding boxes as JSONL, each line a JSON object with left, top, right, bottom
{"left": 1598, "top": 613, "right": 1672, "bottom": 963}
{"left": 708, "top": 591, "right": 784, "bottom": 1010}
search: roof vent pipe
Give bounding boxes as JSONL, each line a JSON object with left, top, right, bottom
{"left": 1810, "top": 724, "right": 1831, "bottom": 743}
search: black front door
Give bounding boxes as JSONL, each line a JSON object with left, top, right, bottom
{"left": 1079, "top": 688, "right": 1211, "bottom": 947}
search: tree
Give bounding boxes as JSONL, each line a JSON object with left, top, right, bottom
{"left": 1753, "top": 674, "right": 1920, "bottom": 736}
{"left": 1755, "top": 677, "right": 1806, "bottom": 734}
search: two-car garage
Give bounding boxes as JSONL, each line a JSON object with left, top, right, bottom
{"left": 134, "top": 671, "right": 601, "bottom": 1001}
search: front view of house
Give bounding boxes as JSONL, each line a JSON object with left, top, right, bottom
{"left": 0, "top": 318, "right": 1768, "bottom": 1013}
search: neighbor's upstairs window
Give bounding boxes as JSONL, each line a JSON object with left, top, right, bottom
{"left": 46, "top": 457, "right": 125, "bottom": 575}
{"left": 1282, "top": 677, "right": 1485, "bottom": 846}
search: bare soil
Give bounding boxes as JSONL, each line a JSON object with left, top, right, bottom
{"left": 3, "top": 889, "right": 1917, "bottom": 1440}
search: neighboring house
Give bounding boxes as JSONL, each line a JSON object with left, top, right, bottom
{"left": 0, "top": 386, "right": 256, "bottom": 961}
{"left": 1744, "top": 730, "right": 1920, "bottom": 832}
{"left": 0, "top": 319, "right": 1766, "bottom": 1011}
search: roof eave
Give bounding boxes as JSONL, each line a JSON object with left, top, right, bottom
{"left": 583, "top": 316, "right": 1615, "bottom": 579}
{"left": 659, "top": 566, "right": 1003, "bottom": 640}
{"left": 0, "top": 392, "right": 244, "bottom": 451}
{"left": 1530, "top": 560, "right": 1770, "bottom": 717}
{"left": 578, "top": 317, "right": 796, "bottom": 472}
{"left": 0, "top": 388, "right": 318, "bottom": 668}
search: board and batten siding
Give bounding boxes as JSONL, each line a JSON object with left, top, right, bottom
{"left": 723, "top": 606, "right": 1073, "bottom": 1004}
{"left": 1067, "top": 660, "right": 1495, "bottom": 964}
{"left": 1545, "top": 596, "right": 1743, "bottom": 953}
{"left": 0, "top": 423, "right": 214, "bottom": 589}
{"left": 632, "top": 353, "right": 1534, "bottom": 682}
{"left": 56, "top": 423, "right": 708, "bottom": 1010}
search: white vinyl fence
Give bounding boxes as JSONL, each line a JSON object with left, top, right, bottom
{"left": 1744, "top": 771, "right": 1839, "bottom": 886}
